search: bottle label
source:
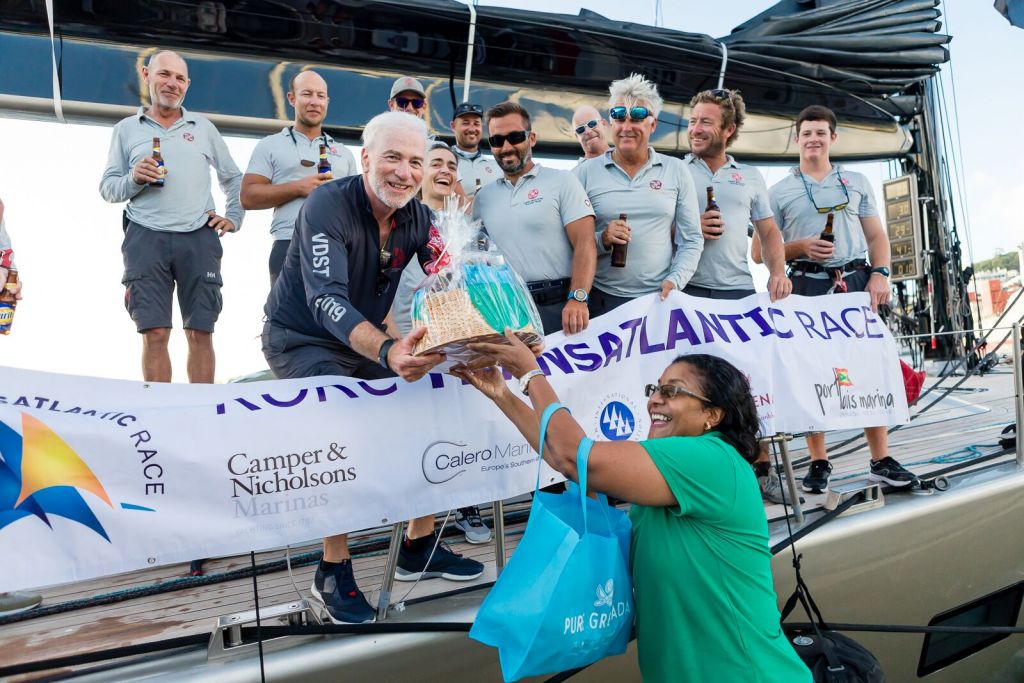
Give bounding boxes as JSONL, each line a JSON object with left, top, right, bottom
{"left": 0, "top": 302, "right": 14, "bottom": 332}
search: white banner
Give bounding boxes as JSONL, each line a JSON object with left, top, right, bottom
{"left": 0, "top": 292, "right": 907, "bottom": 591}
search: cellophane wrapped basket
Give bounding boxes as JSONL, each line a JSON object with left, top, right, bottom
{"left": 412, "top": 200, "right": 543, "bottom": 367}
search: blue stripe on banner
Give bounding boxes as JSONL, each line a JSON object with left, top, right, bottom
{"left": 119, "top": 502, "right": 155, "bottom": 512}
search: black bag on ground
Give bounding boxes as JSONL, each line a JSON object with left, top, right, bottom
{"left": 783, "top": 627, "right": 885, "bottom": 683}
{"left": 780, "top": 555, "right": 885, "bottom": 683}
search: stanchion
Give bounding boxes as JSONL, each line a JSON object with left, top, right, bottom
{"left": 376, "top": 522, "right": 405, "bottom": 621}
{"left": 1013, "top": 323, "right": 1023, "bottom": 470}
{"left": 493, "top": 501, "right": 506, "bottom": 575}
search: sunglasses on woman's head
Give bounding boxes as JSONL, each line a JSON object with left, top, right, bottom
{"left": 574, "top": 119, "right": 600, "bottom": 135}
{"left": 643, "top": 383, "right": 710, "bottom": 403}
{"left": 487, "top": 130, "right": 529, "bottom": 148}
{"left": 609, "top": 106, "right": 650, "bottom": 122}
{"left": 395, "top": 97, "right": 425, "bottom": 110}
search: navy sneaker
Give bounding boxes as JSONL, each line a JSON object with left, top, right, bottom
{"left": 395, "top": 534, "right": 485, "bottom": 582}
{"left": 869, "top": 456, "right": 919, "bottom": 488}
{"left": 310, "top": 559, "right": 375, "bottom": 624}
{"left": 801, "top": 459, "right": 833, "bottom": 493}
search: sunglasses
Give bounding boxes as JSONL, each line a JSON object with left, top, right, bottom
{"left": 574, "top": 119, "right": 600, "bottom": 135}
{"left": 395, "top": 97, "right": 425, "bottom": 110}
{"left": 487, "top": 130, "right": 529, "bottom": 148}
{"left": 644, "top": 383, "right": 711, "bottom": 403}
{"left": 707, "top": 88, "right": 731, "bottom": 99}
{"left": 609, "top": 106, "right": 651, "bottom": 122}
{"left": 800, "top": 170, "right": 850, "bottom": 214}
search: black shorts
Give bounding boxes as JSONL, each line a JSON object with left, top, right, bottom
{"left": 588, "top": 287, "right": 635, "bottom": 319}
{"left": 261, "top": 322, "right": 396, "bottom": 380}
{"left": 682, "top": 284, "right": 757, "bottom": 300}
{"left": 791, "top": 269, "right": 870, "bottom": 297}
{"left": 121, "top": 221, "right": 223, "bottom": 333}
{"left": 269, "top": 239, "right": 290, "bottom": 285}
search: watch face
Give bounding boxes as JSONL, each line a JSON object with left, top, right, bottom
{"left": 571, "top": 289, "right": 588, "bottom": 302}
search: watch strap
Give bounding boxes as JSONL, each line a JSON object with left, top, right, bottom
{"left": 378, "top": 338, "right": 396, "bottom": 369}
{"left": 520, "top": 368, "right": 545, "bottom": 396}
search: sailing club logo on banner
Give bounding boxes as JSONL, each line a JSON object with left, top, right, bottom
{"left": 0, "top": 412, "right": 156, "bottom": 542}
{"left": 595, "top": 394, "right": 642, "bottom": 441}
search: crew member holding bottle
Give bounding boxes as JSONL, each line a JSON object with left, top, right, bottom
{"left": 241, "top": 70, "right": 357, "bottom": 284}
{"left": 574, "top": 74, "right": 701, "bottom": 317}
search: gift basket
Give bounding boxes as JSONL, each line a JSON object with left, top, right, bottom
{"left": 412, "top": 200, "right": 543, "bottom": 368}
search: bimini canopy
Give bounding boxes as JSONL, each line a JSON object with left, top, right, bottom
{"left": 0, "top": 0, "right": 949, "bottom": 160}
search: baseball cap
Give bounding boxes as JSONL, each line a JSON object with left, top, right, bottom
{"left": 453, "top": 102, "right": 484, "bottom": 119}
{"left": 390, "top": 76, "right": 426, "bottom": 99}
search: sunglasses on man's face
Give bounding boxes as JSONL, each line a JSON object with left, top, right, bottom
{"left": 643, "top": 383, "right": 711, "bottom": 403}
{"left": 395, "top": 97, "right": 425, "bottom": 110}
{"left": 574, "top": 119, "right": 600, "bottom": 136}
{"left": 487, "top": 130, "right": 529, "bottom": 148}
{"left": 609, "top": 106, "right": 651, "bottom": 122}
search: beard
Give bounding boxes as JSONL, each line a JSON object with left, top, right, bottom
{"left": 370, "top": 169, "right": 419, "bottom": 210}
{"left": 297, "top": 111, "right": 324, "bottom": 128}
{"left": 496, "top": 146, "right": 530, "bottom": 175}
{"left": 149, "top": 86, "right": 184, "bottom": 110}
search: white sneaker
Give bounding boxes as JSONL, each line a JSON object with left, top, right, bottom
{"left": 454, "top": 506, "right": 492, "bottom": 544}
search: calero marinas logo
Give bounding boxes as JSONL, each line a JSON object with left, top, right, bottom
{"left": 833, "top": 368, "right": 853, "bottom": 387}
{"left": 0, "top": 412, "right": 115, "bottom": 541}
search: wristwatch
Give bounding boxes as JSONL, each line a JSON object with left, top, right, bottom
{"left": 378, "top": 338, "right": 396, "bottom": 369}
{"left": 869, "top": 266, "right": 891, "bottom": 278}
{"left": 567, "top": 288, "right": 589, "bottom": 303}
{"left": 519, "top": 368, "right": 546, "bottom": 396}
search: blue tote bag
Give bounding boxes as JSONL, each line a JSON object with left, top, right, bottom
{"left": 470, "top": 403, "right": 634, "bottom": 681}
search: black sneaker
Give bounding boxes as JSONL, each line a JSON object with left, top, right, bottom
{"left": 869, "top": 456, "right": 919, "bottom": 488}
{"left": 801, "top": 460, "right": 833, "bottom": 493}
{"left": 310, "top": 560, "right": 375, "bottom": 624}
{"left": 395, "top": 534, "right": 485, "bottom": 582}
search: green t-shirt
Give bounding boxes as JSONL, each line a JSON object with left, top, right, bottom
{"left": 628, "top": 433, "right": 811, "bottom": 683}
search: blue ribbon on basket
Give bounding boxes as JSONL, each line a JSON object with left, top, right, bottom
{"left": 470, "top": 403, "right": 634, "bottom": 681}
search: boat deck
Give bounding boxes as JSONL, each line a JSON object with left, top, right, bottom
{"left": 0, "top": 364, "right": 1019, "bottom": 680}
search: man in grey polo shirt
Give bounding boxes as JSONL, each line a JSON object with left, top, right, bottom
{"left": 574, "top": 73, "right": 702, "bottom": 317}
{"left": 241, "top": 70, "right": 358, "bottom": 284}
{"left": 755, "top": 104, "right": 914, "bottom": 495}
{"left": 474, "top": 101, "right": 596, "bottom": 336}
{"left": 387, "top": 76, "right": 428, "bottom": 119}
{"left": 684, "top": 88, "right": 793, "bottom": 505}
{"left": 684, "top": 88, "right": 789, "bottom": 302}
{"left": 451, "top": 102, "right": 500, "bottom": 198}
{"left": 100, "top": 50, "right": 243, "bottom": 385}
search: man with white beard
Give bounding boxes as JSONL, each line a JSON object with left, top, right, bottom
{"left": 262, "top": 112, "right": 483, "bottom": 624}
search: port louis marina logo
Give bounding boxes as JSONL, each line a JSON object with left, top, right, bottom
{"left": 813, "top": 367, "right": 896, "bottom": 417}
{"left": 0, "top": 413, "right": 154, "bottom": 541}
{"left": 596, "top": 394, "right": 643, "bottom": 441}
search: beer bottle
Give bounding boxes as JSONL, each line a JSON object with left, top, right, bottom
{"left": 0, "top": 270, "right": 19, "bottom": 335}
{"left": 151, "top": 137, "right": 165, "bottom": 187}
{"left": 611, "top": 213, "right": 628, "bottom": 268}
{"left": 706, "top": 186, "right": 719, "bottom": 212}
{"left": 819, "top": 212, "right": 835, "bottom": 243}
{"left": 317, "top": 143, "right": 333, "bottom": 180}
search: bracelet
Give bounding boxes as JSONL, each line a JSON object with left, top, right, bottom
{"left": 378, "top": 338, "right": 395, "bottom": 369}
{"left": 519, "top": 368, "right": 546, "bottom": 396}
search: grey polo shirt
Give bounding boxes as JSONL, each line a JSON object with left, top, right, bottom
{"left": 99, "top": 107, "right": 244, "bottom": 233}
{"left": 472, "top": 164, "right": 594, "bottom": 283}
{"left": 573, "top": 149, "right": 702, "bottom": 298}
{"left": 246, "top": 127, "right": 358, "bottom": 240}
{"left": 770, "top": 165, "right": 877, "bottom": 270}
{"left": 453, "top": 146, "right": 501, "bottom": 197}
{"left": 685, "top": 154, "right": 772, "bottom": 290}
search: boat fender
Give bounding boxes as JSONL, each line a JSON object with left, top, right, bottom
{"left": 998, "top": 423, "right": 1016, "bottom": 450}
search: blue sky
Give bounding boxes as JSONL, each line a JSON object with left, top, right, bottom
{"left": 0, "top": 0, "right": 1019, "bottom": 381}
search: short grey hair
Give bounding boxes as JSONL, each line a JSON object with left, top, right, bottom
{"left": 362, "top": 111, "right": 429, "bottom": 154}
{"left": 607, "top": 73, "right": 663, "bottom": 118}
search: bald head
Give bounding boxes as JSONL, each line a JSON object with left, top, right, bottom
{"left": 289, "top": 70, "right": 330, "bottom": 129}
{"left": 572, "top": 104, "right": 609, "bottom": 159}
{"left": 143, "top": 50, "right": 190, "bottom": 112}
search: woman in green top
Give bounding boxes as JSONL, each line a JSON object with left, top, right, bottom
{"left": 454, "top": 331, "right": 811, "bottom": 683}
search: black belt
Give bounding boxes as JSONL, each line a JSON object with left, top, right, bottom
{"left": 526, "top": 278, "right": 571, "bottom": 306}
{"left": 787, "top": 259, "right": 867, "bottom": 275}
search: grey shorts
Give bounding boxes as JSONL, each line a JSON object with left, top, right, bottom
{"left": 682, "top": 284, "right": 757, "bottom": 300}
{"left": 791, "top": 269, "right": 870, "bottom": 297}
{"left": 121, "top": 221, "right": 223, "bottom": 333}
{"left": 262, "top": 322, "right": 396, "bottom": 380}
